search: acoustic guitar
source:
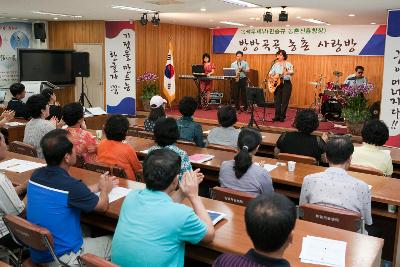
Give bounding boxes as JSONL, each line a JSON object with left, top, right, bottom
{"left": 267, "top": 74, "right": 282, "bottom": 93}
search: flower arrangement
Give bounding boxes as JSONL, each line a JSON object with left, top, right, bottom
{"left": 341, "top": 83, "right": 374, "bottom": 124}
{"left": 137, "top": 72, "right": 159, "bottom": 100}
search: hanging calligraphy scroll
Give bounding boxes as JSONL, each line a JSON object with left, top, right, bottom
{"left": 213, "top": 25, "right": 385, "bottom": 56}
{"left": 105, "top": 21, "right": 136, "bottom": 115}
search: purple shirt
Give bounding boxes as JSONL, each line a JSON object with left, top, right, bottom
{"left": 213, "top": 249, "right": 290, "bottom": 267}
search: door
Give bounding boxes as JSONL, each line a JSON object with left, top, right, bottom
{"left": 74, "top": 43, "right": 104, "bottom": 108}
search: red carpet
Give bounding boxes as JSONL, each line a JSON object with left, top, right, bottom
{"left": 166, "top": 107, "right": 349, "bottom": 134}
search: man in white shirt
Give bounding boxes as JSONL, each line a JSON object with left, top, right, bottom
{"left": 300, "top": 137, "right": 372, "bottom": 228}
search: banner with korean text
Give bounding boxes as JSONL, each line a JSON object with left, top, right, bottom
{"left": 381, "top": 10, "right": 400, "bottom": 147}
{"left": 0, "top": 22, "right": 32, "bottom": 88}
{"left": 213, "top": 25, "right": 386, "bottom": 56}
{"left": 105, "top": 21, "right": 136, "bottom": 115}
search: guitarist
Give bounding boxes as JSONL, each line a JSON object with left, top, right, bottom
{"left": 269, "top": 50, "right": 294, "bottom": 122}
{"left": 230, "top": 51, "right": 250, "bottom": 112}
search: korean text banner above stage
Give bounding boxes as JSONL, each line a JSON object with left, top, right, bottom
{"left": 0, "top": 22, "right": 32, "bottom": 88}
{"left": 380, "top": 10, "right": 400, "bottom": 147}
{"left": 213, "top": 25, "right": 386, "bottom": 56}
{"left": 105, "top": 21, "right": 136, "bottom": 115}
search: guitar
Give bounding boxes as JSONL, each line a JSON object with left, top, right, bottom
{"left": 267, "top": 74, "right": 282, "bottom": 93}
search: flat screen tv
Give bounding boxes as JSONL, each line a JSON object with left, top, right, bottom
{"left": 18, "top": 49, "right": 75, "bottom": 85}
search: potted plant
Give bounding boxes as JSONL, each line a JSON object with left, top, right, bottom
{"left": 341, "top": 83, "right": 374, "bottom": 135}
{"left": 137, "top": 72, "right": 159, "bottom": 111}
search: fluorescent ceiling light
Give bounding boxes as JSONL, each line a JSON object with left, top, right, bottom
{"left": 348, "top": 14, "right": 355, "bottom": 17}
{"left": 111, "top": 5, "right": 157, "bottom": 13}
{"left": 301, "top": 18, "right": 326, "bottom": 24}
{"left": 222, "top": 0, "right": 259, "bottom": 8}
{"left": 32, "top": 11, "right": 82, "bottom": 18}
{"left": 200, "top": 8, "right": 206, "bottom": 12}
{"left": 370, "top": 22, "right": 376, "bottom": 25}
{"left": 220, "top": 21, "right": 246, "bottom": 26}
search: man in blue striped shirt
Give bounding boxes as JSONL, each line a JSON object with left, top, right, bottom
{"left": 213, "top": 193, "right": 296, "bottom": 267}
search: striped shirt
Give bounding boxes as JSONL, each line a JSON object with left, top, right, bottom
{"left": 213, "top": 249, "right": 290, "bottom": 267}
{"left": 0, "top": 172, "right": 25, "bottom": 238}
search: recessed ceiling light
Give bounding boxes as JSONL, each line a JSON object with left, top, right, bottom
{"left": 221, "top": 0, "right": 259, "bottom": 8}
{"left": 32, "top": 11, "right": 82, "bottom": 18}
{"left": 111, "top": 5, "right": 157, "bottom": 13}
{"left": 301, "top": 18, "right": 326, "bottom": 24}
{"left": 326, "top": 23, "right": 331, "bottom": 25}
{"left": 296, "top": 16, "right": 301, "bottom": 19}
{"left": 348, "top": 14, "right": 355, "bottom": 17}
{"left": 249, "top": 25, "right": 254, "bottom": 28}
{"left": 255, "top": 17, "right": 260, "bottom": 20}
{"left": 370, "top": 22, "right": 376, "bottom": 25}
{"left": 249, "top": 17, "right": 255, "bottom": 20}
{"left": 200, "top": 8, "right": 206, "bottom": 12}
{"left": 220, "top": 20, "right": 246, "bottom": 26}
{"left": 53, "top": 17, "right": 59, "bottom": 20}
{"left": 286, "top": 24, "right": 290, "bottom": 27}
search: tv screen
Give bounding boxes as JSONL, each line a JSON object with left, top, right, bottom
{"left": 18, "top": 49, "right": 75, "bottom": 85}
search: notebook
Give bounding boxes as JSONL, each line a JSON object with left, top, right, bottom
{"left": 207, "top": 210, "right": 226, "bottom": 225}
{"left": 189, "top": 154, "right": 215, "bottom": 163}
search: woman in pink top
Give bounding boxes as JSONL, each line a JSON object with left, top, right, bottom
{"left": 62, "top": 102, "right": 98, "bottom": 163}
{"left": 199, "top": 53, "right": 215, "bottom": 110}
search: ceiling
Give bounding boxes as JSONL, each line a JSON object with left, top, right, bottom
{"left": 0, "top": 0, "right": 398, "bottom": 28}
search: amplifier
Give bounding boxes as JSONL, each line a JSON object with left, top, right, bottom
{"left": 209, "top": 92, "right": 223, "bottom": 105}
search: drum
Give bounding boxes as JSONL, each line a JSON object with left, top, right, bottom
{"left": 321, "top": 98, "right": 343, "bottom": 121}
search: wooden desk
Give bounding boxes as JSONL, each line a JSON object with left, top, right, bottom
{"left": 84, "top": 114, "right": 109, "bottom": 130}
{"left": 0, "top": 119, "right": 28, "bottom": 143}
{"left": 2, "top": 151, "right": 384, "bottom": 266}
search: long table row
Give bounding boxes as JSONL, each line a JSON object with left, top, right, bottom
{"left": 4, "top": 151, "right": 383, "bottom": 266}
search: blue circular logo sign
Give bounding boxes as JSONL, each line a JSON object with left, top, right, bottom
{"left": 10, "top": 31, "right": 30, "bottom": 50}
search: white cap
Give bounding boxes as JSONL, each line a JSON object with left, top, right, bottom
{"left": 150, "top": 95, "right": 167, "bottom": 108}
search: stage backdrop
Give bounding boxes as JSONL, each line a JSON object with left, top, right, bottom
{"left": 213, "top": 25, "right": 386, "bottom": 56}
{"left": 0, "top": 22, "right": 32, "bottom": 89}
{"left": 105, "top": 21, "right": 136, "bottom": 115}
{"left": 381, "top": 9, "right": 400, "bottom": 147}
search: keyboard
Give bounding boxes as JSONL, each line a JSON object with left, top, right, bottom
{"left": 179, "top": 75, "right": 228, "bottom": 81}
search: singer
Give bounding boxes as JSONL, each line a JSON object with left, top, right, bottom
{"left": 269, "top": 50, "right": 294, "bottom": 122}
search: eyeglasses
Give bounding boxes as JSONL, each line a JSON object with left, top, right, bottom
{"left": 357, "top": 72, "right": 364, "bottom": 74}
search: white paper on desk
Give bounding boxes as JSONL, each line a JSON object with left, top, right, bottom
{"left": 0, "top": 159, "right": 45, "bottom": 173}
{"left": 333, "top": 124, "right": 347, "bottom": 129}
{"left": 263, "top": 164, "right": 278, "bottom": 172}
{"left": 203, "top": 130, "right": 210, "bottom": 134}
{"left": 300, "top": 235, "right": 346, "bottom": 267}
{"left": 5, "top": 122, "right": 25, "bottom": 126}
{"left": 207, "top": 210, "right": 226, "bottom": 225}
{"left": 368, "top": 184, "right": 373, "bottom": 190}
{"left": 96, "top": 187, "right": 132, "bottom": 203}
{"left": 86, "top": 107, "right": 107, "bottom": 116}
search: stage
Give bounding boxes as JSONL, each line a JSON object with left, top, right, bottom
{"left": 166, "top": 106, "right": 349, "bottom": 135}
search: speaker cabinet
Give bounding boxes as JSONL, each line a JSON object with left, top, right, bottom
{"left": 33, "top": 23, "right": 46, "bottom": 42}
{"left": 72, "top": 52, "right": 90, "bottom": 77}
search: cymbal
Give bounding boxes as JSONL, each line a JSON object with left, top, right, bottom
{"left": 333, "top": 71, "right": 343, "bottom": 77}
{"left": 309, "top": 81, "right": 322, "bottom": 86}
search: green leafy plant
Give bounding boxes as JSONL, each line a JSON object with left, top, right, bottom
{"left": 137, "top": 72, "right": 159, "bottom": 100}
{"left": 341, "top": 84, "right": 373, "bottom": 123}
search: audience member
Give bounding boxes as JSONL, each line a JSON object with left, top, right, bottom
{"left": 213, "top": 193, "right": 295, "bottom": 267}
{"left": 177, "top": 96, "right": 204, "bottom": 147}
{"left": 23, "top": 94, "right": 57, "bottom": 158}
{"left": 149, "top": 117, "right": 194, "bottom": 180}
{"left": 0, "top": 132, "right": 26, "bottom": 249}
{"left": 351, "top": 119, "right": 393, "bottom": 176}
{"left": 27, "top": 129, "right": 117, "bottom": 266}
{"left": 299, "top": 137, "right": 372, "bottom": 228}
{"left": 275, "top": 109, "right": 327, "bottom": 162}
{"left": 7, "top": 82, "right": 29, "bottom": 119}
{"left": 207, "top": 105, "right": 240, "bottom": 148}
{"left": 63, "top": 102, "right": 97, "bottom": 163}
{"left": 112, "top": 149, "right": 214, "bottom": 267}
{"left": 144, "top": 95, "right": 166, "bottom": 132}
{"left": 219, "top": 127, "right": 273, "bottom": 195}
{"left": 41, "top": 88, "right": 62, "bottom": 120}
{"left": 97, "top": 115, "right": 142, "bottom": 180}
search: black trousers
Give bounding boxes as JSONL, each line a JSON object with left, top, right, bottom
{"left": 232, "top": 78, "right": 248, "bottom": 110}
{"left": 274, "top": 80, "right": 292, "bottom": 120}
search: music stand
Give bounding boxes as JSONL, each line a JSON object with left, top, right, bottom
{"left": 246, "top": 86, "right": 265, "bottom": 129}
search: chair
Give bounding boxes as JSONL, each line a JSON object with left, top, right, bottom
{"left": 137, "top": 130, "right": 154, "bottom": 140}
{"left": 8, "top": 141, "right": 38, "bottom": 158}
{"left": 298, "top": 203, "right": 365, "bottom": 233}
{"left": 126, "top": 129, "right": 139, "bottom": 137}
{"left": 84, "top": 162, "right": 127, "bottom": 178}
{"left": 210, "top": 186, "right": 256, "bottom": 207}
{"left": 2, "top": 214, "right": 69, "bottom": 267}
{"left": 177, "top": 140, "right": 196, "bottom": 146}
{"left": 79, "top": 253, "right": 118, "bottom": 267}
{"left": 277, "top": 153, "right": 317, "bottom": 165}
{"left": 207, "top": 144, "right": 237, "bottom": 153}
{"left": 349, "top": 165, "right": 384, "bottom": 176}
